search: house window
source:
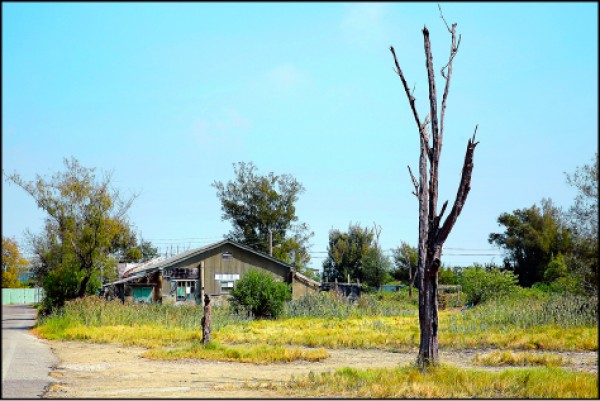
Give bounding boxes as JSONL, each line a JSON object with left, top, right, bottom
{"left": 221, "top": 252, "right": 233, "bottom": 261}
{"left": 215, "top": 273, "right": 240, "bottom": 294}
{"left": 175, "top": 280, "right": 196, "bottom": 301}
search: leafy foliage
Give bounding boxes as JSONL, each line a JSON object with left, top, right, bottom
{"left": 458, "top": 266, "right": 519, "bottom": 305}
{"left": 2, "top": 237, "right": 29, "bottom": 288}
{"left": 489, "top": 198, "right": 573, "bottom": 287}
{"left": 322, "top": 223, "right": 391, "bottom": 289}
{"left": 6, "top": 157, "right": 136, "bottom": 310}
{"left": 230, "top": 269, "right": 291, "bottom": 318}
{"left": 391, "top": 241, "right": 418, "bottom": 284}
{"left": 213, "top": 162, "right": 313, "bottom": 268}
{"left": 361, "top": 246, "right": 393, "bottom": 289}
{"left": 564, "top": 153, "right": 598, "bottom": 295}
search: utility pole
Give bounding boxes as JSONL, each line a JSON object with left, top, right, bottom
{"left": 268, "top": 229, "right": 273, "bottom": 256}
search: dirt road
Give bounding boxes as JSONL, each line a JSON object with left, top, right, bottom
{"left": 45, "top": 340, "right": 597, "bottom": 398}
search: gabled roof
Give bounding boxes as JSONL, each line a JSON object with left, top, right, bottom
{"left": 127, "top": 239, "right": 295, "bottom": 277}
{"left": 292, "top": 271, "right": 320, "bottom": 288}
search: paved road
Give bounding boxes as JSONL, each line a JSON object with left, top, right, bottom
{"left": 2, "top": 305, "right": 58, "bottom": 399}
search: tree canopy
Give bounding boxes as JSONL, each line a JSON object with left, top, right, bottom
{"left": 322, "top": 223, "right": 391, "bottom": 289}
{"left": 489, "top": 198, "right": 574, "bottom": 287}
{"left": 212, "top": 162, "right": 313, "bottom": 269}
{"left": 6, "top": 157, "right": 137, "bottom": 308}
{"left": 2, "top": 237, "right": 28, "bottom": 288}
{"left": 564, "top": 154, "right": 598, "bottom": 294}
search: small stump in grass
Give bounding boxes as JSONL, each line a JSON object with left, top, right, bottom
{"left": 201, "top": 294, "right": 211, "bottom": 345}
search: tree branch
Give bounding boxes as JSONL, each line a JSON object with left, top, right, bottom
{"left": 408, "top": 165, "right": 419, "bottom": 197}
{"left": 390, "top": 46, "right": 424, "bottom": 133}
{"left": 437, "top": 125, "right": 479, "bottom": 244}
{"left": 438, "top": 6, "right": 460, "bottom": 160}
{"left": 423, "top": 26, "right": 440, "bottom": 231}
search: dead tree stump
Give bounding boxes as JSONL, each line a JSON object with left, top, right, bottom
{"left": 201, "top": 294, "right": 211, "bottom": 345}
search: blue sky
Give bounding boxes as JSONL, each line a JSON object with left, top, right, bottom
{"left": 2, "top": 2, "right": 598, "bottom": 271}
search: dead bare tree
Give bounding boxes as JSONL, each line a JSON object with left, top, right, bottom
{"left": 390, "top": 6, "right": 479, "bottom": 367}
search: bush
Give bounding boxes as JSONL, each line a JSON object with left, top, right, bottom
{"left": 459, "top": 267, "right": 518, "bottom": 306}
{"left": 230, "top": 269, "right": 291, "bottom": 318}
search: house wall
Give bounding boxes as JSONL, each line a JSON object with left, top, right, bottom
{"left": 292, "top": 278, "right": 317, "bottom": 300}
{"left": 160, "top": 243, "right": 291, "bottom": 304}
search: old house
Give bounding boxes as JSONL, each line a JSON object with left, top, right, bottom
{"left": 103, "top": 239, "right": 319, "bottom": 304}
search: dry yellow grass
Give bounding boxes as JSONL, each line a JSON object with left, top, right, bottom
{"left": 216, "top": 315, "right": 597, "bottom": 351}
{"left": 271, "top": 364, "right": 598, "bottom": 398}
{"left": 143, "top": 341, "right": 330, "bottom": 364}
{"left": 474, "top": 350, "right": 566, "bottom": 367}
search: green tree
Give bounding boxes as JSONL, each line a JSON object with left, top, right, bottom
{"left": 391, "top": 242, "right": 418, "bottom": 296}
{"left": 322, "top": 223, "right": 388, "bottom": 289}
{"left": 6, "top": 157, "right": 136, "bottom": 307}
{"left": 213, "top": 162, "right": 313, "bottom": 269}
{"left": 2, "top": 237, "right": 28, "bottom": 288}
{"left": 489, "top": 198, "right": 574, "bottom": 287}
{"left": 564, "top": 154, "right": 598, "bottom": 295}
{"left": 458, "top": 266, "right": 519, "bottom": 305}
{"left": 362, "top": 246, "right": 393, "bottom": 290}
{"left": 544, "top": 253, "right": 568, "bottom": 283}
{"left": 121, "top": 239, "right": 159, "bottom": 263}
{"left": 230, "top": 269, "right": 291, "bottom": 318}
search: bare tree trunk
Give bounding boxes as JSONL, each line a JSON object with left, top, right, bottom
{"left": 391, "top": 7, "right": 478, "bottom": 367}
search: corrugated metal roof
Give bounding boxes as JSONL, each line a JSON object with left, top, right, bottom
{"left": 126, "top": 239, "right": 294, "bottom": 278}
{"left": 102, "top": 275, "right": 147, "bottom": 287}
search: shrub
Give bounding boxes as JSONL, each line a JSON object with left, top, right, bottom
{"left": 459, "top": 267, "right": 518, "bottom": 305}
{"left": 230, "top": 269, "right": 291, "bottom": 318}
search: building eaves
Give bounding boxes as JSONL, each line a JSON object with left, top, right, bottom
{"left": 128, "top": 239, "right": 294, "bottom": 277}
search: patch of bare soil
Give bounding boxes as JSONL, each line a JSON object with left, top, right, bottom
{"left": 43, "top": 340, "right": 597, "bottom": 398}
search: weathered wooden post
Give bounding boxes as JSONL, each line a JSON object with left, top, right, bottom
{"left": 201, "top": 294, "right": 212, "bottom": 345}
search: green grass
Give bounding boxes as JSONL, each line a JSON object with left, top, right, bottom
{"left": 474, "top": 350, "right": 566, "bottom": 367}
{"left": 282, "top": 291, "right": 418, "bottom": 319}
{"left": 143, "top": 341, "right": 329, "bottom": 364}
{"left": 37, "top": 295, "right": 250, "bottom": 331}
{"left": 269, "top": 364, "right": 598, "bottom": 398}
{"left": 448, "top": 292, "right": 597, "bottom": 333}
{"left": 35, "top": 294, "right": 597, "bottom": 352}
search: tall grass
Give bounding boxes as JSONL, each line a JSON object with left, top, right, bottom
{"left": 448, "top": 292, "right": 598, "bottom": 334}
{"left": 271, "top": 365, "right": 598, "bottom": 398}
{"left": 35, "top": 292, "right": 597, "bottom": 352}
{"left": 282, "top": 291, "right": 417, "bottom": 319}
{"left": 35, "top": 296, "right": 251, "bottom": 342}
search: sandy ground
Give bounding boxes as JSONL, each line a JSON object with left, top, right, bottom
{"left": 44, "top": 340, "right": 598, "bottom": 398}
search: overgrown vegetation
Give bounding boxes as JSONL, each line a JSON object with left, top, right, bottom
{"left": 35, "top": 296, "right": 250, "bottom": 339}
{"left": 36, "top": 289, "right": 597, "bottom": 353}
{"left": 282, "top": 291, "right": 417, "bottom": 319}
{"left": 458, "top": 267, "right": 519, "bottom": 305}
{"left": 447, "top": 291, "right": 597, "bottom": 334}
{"left": 269, "top": 365, "right": 597, "bottom": 398}
{"left": 33, "top": 288, "right": 597, "bottom": 398}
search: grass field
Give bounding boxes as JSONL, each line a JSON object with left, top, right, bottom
{"left": 34, "top": 291, "right": 598, "bottom": 397}
{"left": 267, "top": 364, "right": 598, "bottom": 398}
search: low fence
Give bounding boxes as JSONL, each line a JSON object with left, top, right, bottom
{"left": 2, "top": 288, "right": 45, "bottom": 305}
